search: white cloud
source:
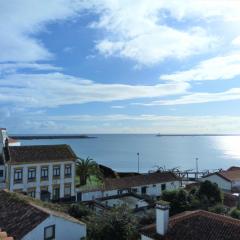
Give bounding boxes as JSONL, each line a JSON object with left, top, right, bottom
{"left": 160, "top": 53, "right": 240, "bottom": 81}
{"left": 0, "top": 72, "right": 189, "bottom": 108}
{"left": 143, "top": 88, "right": 240, "bottom": 106}
{"left": 91, "top": 0, "right": 217, "bottom": 66}
{"left": 0, "top": 62, "right": 61, "bottom": 75}
{"left": 0, "top": 0, "right": 88, "bottom": 62}
{"left": 232, "top": 36, "right": 240, "bottom": 46}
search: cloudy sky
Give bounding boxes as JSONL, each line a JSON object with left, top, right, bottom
{"left": 1, "top": 0, "right": 240, "bottom": 134}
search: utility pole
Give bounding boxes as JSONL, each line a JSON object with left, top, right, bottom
{"left": 137, "top": 152, "right": 140, "bottom": 173}
{"left": 196, "top": 157, "right": 199, "bottom": 181}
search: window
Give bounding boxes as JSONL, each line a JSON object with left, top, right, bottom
{"left": 53, "top": 186, "right": 60, "bottom": 200}
{"left": 14, "top": 168, "right": 23, "bottom": 183}
{"left": 0, "top": 170, "right": 3, "bottom": 177}
{"left": 64, "top": 164, "right": 71, "bottom": 177}
{"left": 64, "top": 184, "right": 71, "bottom": 198}
{"left": 27, "top": 189, "right": 36, "bottom": 198}
{"left": 153, "top": 184, "right": 156, "bottom": 187}
{"left": 41, "top": 167, "right": 48, "bottom": 180}
{"left": 28, "top": 168, "right": 36, "bottom": 181}
{"left": 53, "top": 165, "right": 60, "bottom": 178}
{"left": 161, "top": 184, "right": 166, "bottom": 191}
{"left": 44, "top": 225, "right": 55, "bottom": 240}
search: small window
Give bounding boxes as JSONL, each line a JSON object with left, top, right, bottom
{"left": 161, "top": 184, "right": 166, "bottom": 191}
{"left": 53, "top": 186, "right": 60, "bottom": 200}
{"left": 28, "top": 168, "right": 36, "bottom": 181}
{"left": 0, "top": 170, "right": 3, "bottom": 177}
{"left": 64, "top": 164, "right": 71, "bottom": 177}
{"left": 44, "top": 225, "right": 55, "bottom": 240}
{"left": 64, "top": 184, "right": 71, "bottom": 198}
{"left": 28, "top": 189, "right": 36, "bottom": 198}
{"left": 153, "top": 184, "right": 156, "bottom": 187}
{"left": 41, "top": 167, "right": 48, "bottom": 180}
{"left": 53, "top": 166, "right": 60, "bottom": 177}
{"left": 14, "top": 168, "right": 23, "bottom": 183}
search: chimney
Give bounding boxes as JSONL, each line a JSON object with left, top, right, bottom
{"left": 156, "top": 200, "right": 170, "bottom": 236}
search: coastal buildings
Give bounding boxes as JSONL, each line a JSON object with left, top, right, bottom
{"left": 202, "top": 167, "right": 240, "bottom": 192}
{"left": 140, "top": 201, "right": 240, "bottom": 240}
{"left": 0, "top": 190, "right": 86, "bottom": 240}
{"left": 0, "top": 128, "right": 77, "bottom": 201}
{"left": 78, "top": 171, "right": 181, "bottom": 201}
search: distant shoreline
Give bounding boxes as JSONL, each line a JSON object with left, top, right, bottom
{"left": 10, "top": 135, "right": 96, "bottom": 140}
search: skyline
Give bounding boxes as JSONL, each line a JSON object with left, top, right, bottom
{"left": 1, "top": 0, "right": 240, "bottom": 134}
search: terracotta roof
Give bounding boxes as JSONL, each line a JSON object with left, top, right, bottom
{"left": 227, "top": 166, "right": 240, "bottom": 171}
{"left": 7, "top": 144, "right": 77, "bottom": 164}
{"left": 141, "top": 210, "right": 240, "bottom": 240}
{"left": 103, "top": 172, "right": 180, "bottom": 191}
{"left": 203, "top": 170, "right": 240, "bottom": 182}
{"left": 0, "top": 190, "right": 49, "bottom": 240}
{"left": 0, "top": 190, "right": 84, "bottom": 240}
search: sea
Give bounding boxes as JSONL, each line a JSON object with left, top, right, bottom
{"left": 20, "top": 134, "right": 240, "bottom": 173}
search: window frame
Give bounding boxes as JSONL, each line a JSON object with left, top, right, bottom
{"left": 41, "top": 166, "right": 49, "bottom": 180}
{"left": 44, "top": 225, "right": 55, "bottom": 240}
{"left": 28, "top": 167, "right": 36, "bottom": 181}
{"left": 64, "top": 164, "right": 72, "bottom": 177}
{"left": 53, "top": 165, "right": 60, "bottom": 178}
{"left": 64, "top": 184, "right": 71, "bottom": 198}
{"left": 14, "top": 168, "right": 23, "bottom": 183}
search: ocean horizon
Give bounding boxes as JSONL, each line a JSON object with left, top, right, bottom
{"left": 19, "top": 134, "right": 240, "bottom": 173}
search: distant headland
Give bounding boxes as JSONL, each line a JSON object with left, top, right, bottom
{"left": 10, "top": 134, "right": 96, "bottom": 140}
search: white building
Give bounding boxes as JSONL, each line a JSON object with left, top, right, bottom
{"left": 0, "top": 128, "right": 77, "bottom": 201}
{"left": 201, "top": 168, "right": 240, "bottom": 192}
{"left": 0, "top": 190, "right": 86, "bottom": 240}
{"left": 78, "top": 171, "right": 181, "bottom": 201}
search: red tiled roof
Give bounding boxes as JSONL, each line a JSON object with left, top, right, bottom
{"left": 141, "top": 210, "right": 240, "bottom": 240}
{"left": 7, "top": 144, "right": 77, "bottom": 164}
{"left": 228, "top": 166, "right": 240, "bottom": 171}
{"left": 104, "top": 172, "right": 180, "bottom": 191}
{"left": 7, "top": 138, "right": 18, "bottom": 144}
{"left": 203, "top": 169, "right": 240, "bottom": 182}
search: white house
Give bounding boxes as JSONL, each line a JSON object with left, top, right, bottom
{"left": 140, "top": 201, "right": 240, "bottom": 240}
{"left": 201, "top": 168, "right": 240, "bottom": 192}
{"left": 78, "top": 171, "right": 181, "bottom": 201}
{"left": 0, "top": 190, "right": 86, "bottom": 240}
{"left": 0, "top": 128, "right": 77, "bottom": 201}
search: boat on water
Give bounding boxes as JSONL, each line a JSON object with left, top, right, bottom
{"left": 156, "top": 133, "right": 162, "bottom": 137}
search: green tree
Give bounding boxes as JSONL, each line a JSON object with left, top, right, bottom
{"left": 76, "top": 157, "right": 102, "bottom": 186}
{"left": 198, "top": 180, "right": 223, "bottom": 206}
{"left": 162, "top": 189, "right": 190, "bottom": 215}
{"left": 87, "top": 205, "right": 138, "bottom": 240}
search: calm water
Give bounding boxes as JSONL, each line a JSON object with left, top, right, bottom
{"left": 21, "top": 135, "right": 240, "bottom": 173}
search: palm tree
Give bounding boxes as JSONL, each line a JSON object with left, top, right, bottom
{"left": 76, "top": 157, "right": 102, "bottom": 186}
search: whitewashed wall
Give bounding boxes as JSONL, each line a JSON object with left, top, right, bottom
{"left": 80, "top": 180, "right": 181, "bottom": 202}
{"left": 141, "top": 234, "right": 153, "bottom": 240}
{"left": 7, "top": 161, "right": 75, "bottom": 199}
{"left": 22, "top": 215, "right": 86, "bottom": 240}
{"left": 201, "top": 174, "right": 232, "bottom": 191}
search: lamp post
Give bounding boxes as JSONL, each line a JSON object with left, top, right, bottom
{"left": 137, "top": 152, "right": 140, "bottom": 173}
{"left": 196, "top": 157, "right": 199, "bottom": 180}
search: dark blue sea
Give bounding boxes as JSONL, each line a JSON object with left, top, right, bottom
{"left": 21, "top": 134, "right": 240, "bottom": 173}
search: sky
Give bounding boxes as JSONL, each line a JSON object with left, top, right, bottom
{"left": 1, "top": 0, "right": 240, "bottom": 134}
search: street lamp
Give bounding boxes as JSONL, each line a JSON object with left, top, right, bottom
{"left": 137, "top": 152, "right": 140, "bottom": 173}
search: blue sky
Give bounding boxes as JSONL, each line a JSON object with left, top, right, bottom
{"left": 1, "top": 0, "right": 240, "bottom": 134}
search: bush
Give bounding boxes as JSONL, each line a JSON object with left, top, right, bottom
{"left": 198, "top": 180, "right": 223, "bottom": 206}
{"left": 209, "top": 204, "right": 228, "bottom": 214}
{"left": 230, "top": 208, "right": 240, "bottom": 219}
{"left": 68, "top": 203, "right": 91, "bottom": 219}
{"left": 87, "top": 205, "right": 138, "bottom": 240}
